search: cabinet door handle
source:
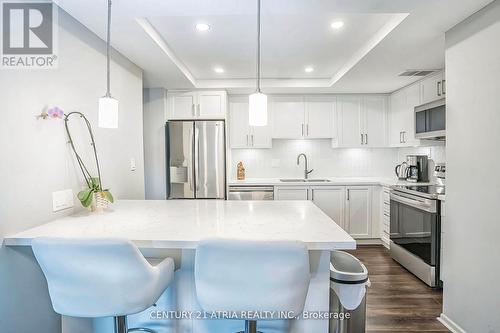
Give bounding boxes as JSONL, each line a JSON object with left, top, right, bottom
{"left": 403, "top": 131, "right": 406, "bottom": 143}
{"left": 441, "top": 80, "right": 446, "bottom": 95}
{"left": 192, "top": 104, "right": 195, "bottom": 117}
{"left": 399, "top": 131, "right": 403, "bottom": 143}
{"left": 365, "top": 134, "right": 368, "bottom": 145}
{"left": 347, "top": 189, "right": 350, "bottom": 201}
{"left": 437, "top": 81, "right": 442, "bottom": 96}
{"left": 302, "top": 124, "right": 304, "bottom": 137}
{"left": 311, "top": 190, "right": 314, "bottom": 201}
{"left": 251, "top": 134, "right": 254, "bottom": 146}
{"left": 246, "top": 134, "right": 249, "bottom": 146}
{"left": 361, "top": 133, "right": 364, "bottom": 145}
{"left": 306, "top": 124, "right": 309, "bottom": 136}
{"left": 197, "top": 104, "right": 201, "bottom": 116}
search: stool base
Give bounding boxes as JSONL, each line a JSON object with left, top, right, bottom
{"left": 237, "top": 320, "right": 264, "bottom": 333}
{"left": 114, "top": 316, "right": 156, "bottom": 333}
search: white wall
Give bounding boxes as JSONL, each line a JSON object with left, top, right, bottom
{"left": 443, "top": 1, "right": 500, "bottom": 332}
{"left": 0, "top": 7, "right": 144, "bottom": 332}
{"left": 143, "top": 88, "right": 167, "bottom": 199}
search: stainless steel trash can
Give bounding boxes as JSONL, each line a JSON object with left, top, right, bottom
{"left": 329, "top": 251, "right": 369, "bottom": 333}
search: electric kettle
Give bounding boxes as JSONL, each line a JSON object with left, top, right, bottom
{"left": 395, "top": 162, "right": 409, "bottom": 180}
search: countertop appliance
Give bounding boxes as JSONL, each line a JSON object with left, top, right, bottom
{"left": 406, "top": 155, "right": 429, "bottom": 182}
{"left": 390, "top": 184, "right": 445, "bottom": 287}
{"left": 415, "top": 98, "right": 446, "bottom": 140}
{"left": 166, "top": 120, "right": 226, "bottom": 199}
{"left": 228, "top": 186, "right": 274, "bottom": 200}
{"left": 395, "top": 161, "right": 409, "bottom": 180}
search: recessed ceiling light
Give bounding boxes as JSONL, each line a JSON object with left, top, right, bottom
{"left": 330, "top": 21, "right": 344, "bottom": 30}
{"left": 305, "top": 66, "right": 314, "bottom": 73}
{"left": 195, "top": 23, "right": 210, "bottom": 32}
{"left": 214, "top": 67, "right": 225, "bottom": 73}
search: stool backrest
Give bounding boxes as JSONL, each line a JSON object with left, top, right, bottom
{"left": 32, "top": 237, "right": 158, "bottom": 318}
{"left": 194, "top": 238, "right": 310, "bottom": 318}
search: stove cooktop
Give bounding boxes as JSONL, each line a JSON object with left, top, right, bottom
{"left": 392, "top": 185, "right": 445, "bottom": 199}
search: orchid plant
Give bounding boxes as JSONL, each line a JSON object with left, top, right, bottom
{"left": 42, "top": 106, "right": 114, "bottom": 209}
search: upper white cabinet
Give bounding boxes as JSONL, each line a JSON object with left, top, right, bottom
{"left": 335, "top": 95, "right": 387, "bottom": 147}
{"left": 420, "top": 71, "right": 445, "bottom": 105}
{"left": 345, "top": 186, "right": 372, "bottom": 239}
{"left": 304, "top": 96, "right": 335, "bottom": 139}
{"left": 272, "top": 96, "right": 305, "bottom": 139}
{"left": 363, "top": 96, "right": 387, "bottom": 147}
{"left": 229, "top": 99, "right": 271, "bottom": 149}
{"left": 271, "top": 96, "right": 335, "bottom": 139}
{"left": 337, "top": 96, "right": 363, "bottom": 147}
{"left": 389, "top": 83, "right": 421, "bottom": 147}
{"left": 167, "top": 91, "right": 227, "bottom": 120}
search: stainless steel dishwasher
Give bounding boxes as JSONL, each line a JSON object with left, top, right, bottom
{"left": 228, "top": 186, "right": 274, "bottom": 200}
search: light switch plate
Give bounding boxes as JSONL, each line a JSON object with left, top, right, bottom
{"left": 272, "top": 159, "right": 280, "bottom": 168}
{"left": 52, "top": 189, "right": 74, "bottom": 212}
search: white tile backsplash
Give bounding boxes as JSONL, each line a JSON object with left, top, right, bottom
{"left": 230, "top": 140, "right": 446, "bottom": 180}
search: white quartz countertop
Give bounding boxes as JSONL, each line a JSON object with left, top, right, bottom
{"left": 4, "top": 200, "right": 356, "bottom": 250}
{"left": 228, "top": 177, "right": 431, "bottom": 187}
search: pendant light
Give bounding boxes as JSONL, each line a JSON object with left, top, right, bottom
{"left": 249, "top": 0, "right": 267, "bottom": 126}
{"left": 98, "top": 0, "right": 118, "bottom": 128}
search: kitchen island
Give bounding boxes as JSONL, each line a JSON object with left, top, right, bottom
{"left": 5, "top": 200, "right": 356, "bottom": 333}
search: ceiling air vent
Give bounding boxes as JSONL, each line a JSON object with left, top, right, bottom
{"left": 399, "top": 70, "right": 439, "bottom": 77}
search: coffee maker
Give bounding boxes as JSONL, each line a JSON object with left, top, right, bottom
{"left": 406, "top": 155, "right": 429, "bottom": 182}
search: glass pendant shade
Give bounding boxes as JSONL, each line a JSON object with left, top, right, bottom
{"left": 249, "top": 92, "right": 267, "bottom": 126}
{"left": 98, "top": 96, "right": 119, "bottom": 128}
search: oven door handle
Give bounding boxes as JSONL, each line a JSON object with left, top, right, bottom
{"left": 390, "top": 193, "right": 436, "bottom": 213}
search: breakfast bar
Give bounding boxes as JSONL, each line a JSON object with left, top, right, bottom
{"left": 5, "top": 200, "right": 356, "bottom": 333}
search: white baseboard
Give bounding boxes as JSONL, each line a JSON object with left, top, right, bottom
{"left": 438, "top": 313, "right": 467, "bottom": 333}
{"left": 356, "top": 238, "right": 382, "bottom": 245}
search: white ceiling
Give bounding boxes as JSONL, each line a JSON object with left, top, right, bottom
{"left": 55, "top": 0, "right": 493, "bottom": 93}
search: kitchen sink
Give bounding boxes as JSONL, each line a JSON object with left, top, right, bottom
{"left": 306, "top": 179, "right": 331, "bottom": 182}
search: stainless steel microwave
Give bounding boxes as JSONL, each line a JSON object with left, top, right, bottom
{"left": 414, "top": 98, "right": 446, "bottom": 139}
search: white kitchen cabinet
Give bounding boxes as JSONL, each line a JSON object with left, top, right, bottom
{"left": 310, "top": 186, "right": 345, "bottom": 229}
{"left": 271, "top": 96, "right": 305, "bottom": 139}
{"left": 272, "top": 96, "right": 335, "bottom": 139}
{"left": 389, "top": 83, "right": 421, "bottom": 147}
{"left": 337, "top": 96, "right": 363, "bottom": 147}
{"left": 335, "top": 96, "right": 386, "bottom": 147}
{"left": 420, "top": 71, "right": 445, "bottom": 105}
{"left": 274, "top": 187, "right": 309, "bottom": 200}
{"left": 363, "top": 96, "right": 387, "bottom": 147}
{"left": 167, "top": 91, "right": 226, "bottom": 120}
{"left": 229, "top": 100, "right": 271, "bottom": 148}
{"left": 345, "top": 186, "right": 372, "bottom": 239}
{"left": 305, "top": 97, "right": 335, "bottom": 139}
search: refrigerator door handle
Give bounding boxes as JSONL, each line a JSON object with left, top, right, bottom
{"left": 194, "top": 126, "right": 200, "bottom": 193}
{"left": 188, "top": 126, "right": 194, "bottom": 191}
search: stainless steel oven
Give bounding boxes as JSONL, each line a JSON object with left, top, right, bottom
{"left": 390, "top": 188, "right": 441, "bottom": 287}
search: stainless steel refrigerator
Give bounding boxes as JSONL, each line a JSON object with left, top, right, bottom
{"left": 166, "top": 120, "right": 226, "bottom": 199}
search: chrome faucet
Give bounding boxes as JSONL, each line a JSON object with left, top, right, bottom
{"left": 297, "top": 153, "right": 314, "bottom": 179}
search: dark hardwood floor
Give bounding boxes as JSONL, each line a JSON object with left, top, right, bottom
{"left": 347, "top": 245, "right": 449, "bottom": 333}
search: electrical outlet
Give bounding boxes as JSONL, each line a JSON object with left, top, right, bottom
{"left": 52, "top": 189, "right": 74, "bottom": 212}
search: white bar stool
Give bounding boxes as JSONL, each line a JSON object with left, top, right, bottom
{"left": 194, "top": 238, "right": 310, "bottom": 333}
{"left": 32, "top": 237, "right": 175, "bottom": 333}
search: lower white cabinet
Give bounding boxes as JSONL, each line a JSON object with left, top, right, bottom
{"left": 275, "top": 185, "right": 376, "bottom": 239}
{"left": 274, "top": 187, "right": 309, "bottom": 200}
{"left": 345, "top": 186, "right": 372, "bottom": 239}
{"left": 310, "top": 187, "right": 345, "bottom": 229}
